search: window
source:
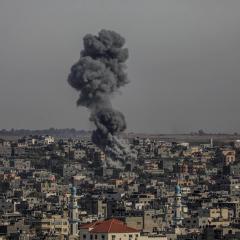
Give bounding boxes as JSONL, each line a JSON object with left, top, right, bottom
{"left": 83, "top": 235, "right": 86, "bottom": 239}
{"left": 112, "top": 235, "right": 116, "bottom": 240}
{"left": 90, "top": 235, "right": 93, "bottom": 240}
{"left": 102, "top": 235, "right": 105, "bottom": 239}
{"left": 95, "top": 235, "right": 98, "bottom": 239}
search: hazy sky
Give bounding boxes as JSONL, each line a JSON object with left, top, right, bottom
{"left": 0, "top": 0, "right": 240, "bottom": 133}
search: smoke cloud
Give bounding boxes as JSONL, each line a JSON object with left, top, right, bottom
{"left": 68, "top": 29, "right": 133, "bottom": 166}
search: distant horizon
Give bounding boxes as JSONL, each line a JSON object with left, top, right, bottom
{"left": 0, "top": 127, "right": 239, "bottom": 136}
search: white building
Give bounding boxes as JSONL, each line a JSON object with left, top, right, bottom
{"left": 79, "top": 219, "right": 167, "bottom": 240}
{"left": 44, "top": 136, "right": 55, "bottom": 145}
{"left": 80, "top": 219, "right": 140, "bottom": 240}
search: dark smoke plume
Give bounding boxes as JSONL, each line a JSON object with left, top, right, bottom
{"left": 68, "top": 29, "right": 134, "bottom": 166}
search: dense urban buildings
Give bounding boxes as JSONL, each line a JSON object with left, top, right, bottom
{"left": 0, "top": 133, "right": 240, "bottom": 240}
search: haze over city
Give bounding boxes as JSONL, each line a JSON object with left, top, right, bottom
{"left": 2, "top": 2, "right": 240, "bottom": 240}
{"left": 1, "top": 0, "right": 240, "bottom": 133}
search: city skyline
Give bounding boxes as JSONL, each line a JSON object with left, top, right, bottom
{"left": 1, "top": 2, "right": 240, "bottom": 239}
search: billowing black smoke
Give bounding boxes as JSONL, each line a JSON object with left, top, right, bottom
{"left": 68, "top": 29, "right": 132, "bottom": 166}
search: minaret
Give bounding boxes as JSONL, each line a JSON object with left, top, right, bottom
{"left": 173, "top": 185, "right": 183, "bottom": 227}
{"left": 210, "top": 138, "right": 213, "bottom": 148}
{"left": 69, "top": 186, "right": 79, "bottom": 236}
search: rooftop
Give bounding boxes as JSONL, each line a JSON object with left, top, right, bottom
{"left": 80, "top": 219, "right": 139, "bottom": 233}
